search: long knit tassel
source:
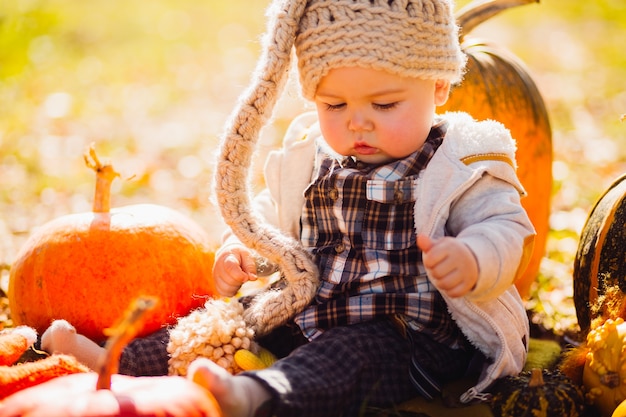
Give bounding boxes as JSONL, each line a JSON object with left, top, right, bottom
{"left": 215, "top": 0, "right": 318, "bottom": 336}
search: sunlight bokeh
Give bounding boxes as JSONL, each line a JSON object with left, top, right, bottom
{"left": 1, "top": 0, "right": 625, "bottom": 331}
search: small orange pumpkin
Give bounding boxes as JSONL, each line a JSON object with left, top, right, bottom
{"left": 0, "top": 297, "right": 223, "bottom": 417}
{"left": 442, "top": 0, "right": 553, "bottom": 299}
{"left": 8, "top": 147, "right": 216, "bottom": 343}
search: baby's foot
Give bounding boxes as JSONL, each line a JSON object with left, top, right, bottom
{"left": 40, "top": 319, "right": 104, "bottom": 369}
{"left": 188, "top": 357, "right": 271, "bottom": 417}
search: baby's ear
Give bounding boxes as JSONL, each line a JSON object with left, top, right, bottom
{"left": 0, "top": 326, "right": 37, "bottom": 366}
{"left": 434, "top": 79, "right": 451, "bottom": 106}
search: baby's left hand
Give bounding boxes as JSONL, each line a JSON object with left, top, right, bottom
{"left": 417, "top": 234, "right": 478, "bottom": 298}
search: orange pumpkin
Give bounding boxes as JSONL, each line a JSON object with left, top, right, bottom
{"left": 441, "top": 0, "right": 553, "bottom": 299}
{"left": 0, "top": 297, "right": 223, "bottom": 417}
{"left": 8, "top": 147, "right": 216, "bottom": 343}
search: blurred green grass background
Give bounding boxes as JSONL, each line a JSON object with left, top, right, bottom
{"left": 0, "top": 0, "right": 625, "bottom": 332}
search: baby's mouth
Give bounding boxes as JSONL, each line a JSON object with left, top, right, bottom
{"left": 354, "top": 142, "right": 377, "bottom": 155}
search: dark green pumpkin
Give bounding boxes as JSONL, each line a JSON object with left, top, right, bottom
{"left": 574, "top": 174, "right": 626, "bottom": 333}
{"left": 490, "top": 368, "right": 585, "bottom": 417}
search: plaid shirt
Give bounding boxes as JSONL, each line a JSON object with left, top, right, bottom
{"left": 295, "top": 123, "right": 465, "bottom": 347}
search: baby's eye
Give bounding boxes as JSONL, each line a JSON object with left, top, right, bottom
{"left": 325, "top": 103, "right": 345, "bottom": 111}
{"left": 373, "top": 102, "right": 398, "bottom": 110}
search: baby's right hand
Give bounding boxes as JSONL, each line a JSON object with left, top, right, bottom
{"left": 212, "top": 244, "right": 258, "bottom": 297}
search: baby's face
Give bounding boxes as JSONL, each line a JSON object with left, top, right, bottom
{"left": 314, "top": 67, "right": 450, "bottom": 165}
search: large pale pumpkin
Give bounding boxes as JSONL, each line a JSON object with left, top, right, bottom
{"left": 573, "top": 174, "right": 626, "bottom": 333}
{"left": 8, "top": 147, "right": 216, "bottom": 343}
{"left": 442, "top": 0, "right": 553, "bottom": 299}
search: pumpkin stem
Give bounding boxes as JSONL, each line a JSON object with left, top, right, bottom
{"left": 96, "top": 296, "right": 158, "bottom": 390}
{"left": 528, "top": 368, "right": 545, "bottom": 388}
{"left": 84, "top": 144, "right": 120, "bottom": 213}
{"left": 456, "top": 0, "right": 539, "bottom": 39}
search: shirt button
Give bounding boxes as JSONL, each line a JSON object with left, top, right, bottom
{"left": 334, "top": 243, "right": 345, "bottom": 253}
{"left": 329, "top": 188, "right": 339, "bottom": 201}
{"left": 394, "top": 190, "right": 404, "bottom": 204}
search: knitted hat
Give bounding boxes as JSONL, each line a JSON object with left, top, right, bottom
{"left": 296, "top": 0, "right": 466, "bottom": 100}
{"left": 215, "top": 0, "right": 463, "bottom": 336}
